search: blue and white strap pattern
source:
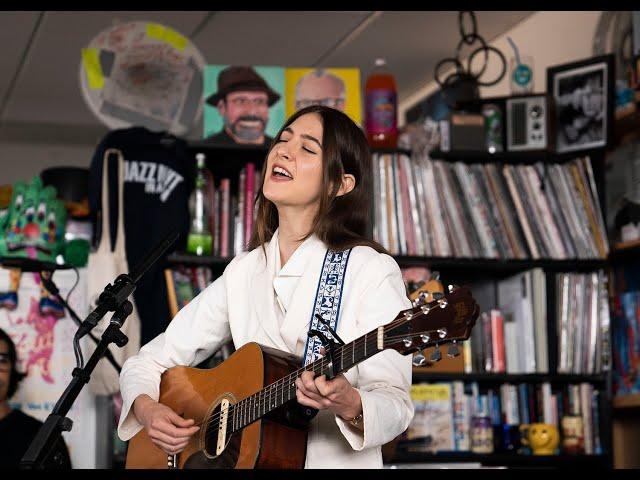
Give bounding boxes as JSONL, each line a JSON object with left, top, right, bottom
{"left": 302, "top": 248, "right": 352, "bottom": 366}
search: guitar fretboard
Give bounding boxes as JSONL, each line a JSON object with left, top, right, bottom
{"left": 226, "top": 331, "right": 380, "bottom": 434}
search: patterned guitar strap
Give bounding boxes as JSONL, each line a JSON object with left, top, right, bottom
{"left": 302, "top": 248, "right": 352, "bottom": 367}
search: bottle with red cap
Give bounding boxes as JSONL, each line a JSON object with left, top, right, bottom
{"left": 365, "top": 58, "right": 398, "bottom": 149}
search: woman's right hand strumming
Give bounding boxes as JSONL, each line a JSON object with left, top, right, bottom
{"left": 133, "top": 394, "right": 200, "bottom": 455}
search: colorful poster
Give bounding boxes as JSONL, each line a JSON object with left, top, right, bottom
{"left": 0, "top": 268, "right": 98, "bottom": 468}
{"left": 285, "top": 68, "right": 362, "bottom": 125}
{"left": 203, "top": 65, "right": 285, "bottom": 146}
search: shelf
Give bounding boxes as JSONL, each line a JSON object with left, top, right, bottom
{"left": 166, "top": 253, "right": 231, "bottom": 268}
{"left": 394, "top": 256, "right": 607, "bottom": 273}
{"left": 614, "top": 239, "right": 640, "bottom": 250}
{"left": 371, "top": 147, "right": 412, "bottom": 156}
{"left": 613, "top": 393, "right": 640, "bottom": 410}
{"left": 411, "top": 371, "right": 608, "bottom": 385}
{"left": 187, "top": 140, "right": 269, "bottom": 153}
{"left": 609, "top": 241, "right": 640, "bottom": 264}
{"left": 387, "top": 451, "right": 610, "bottom": 469}
{"left": 166, "top": 254, "right": 608, "bottom": 274}
{"left": 429, "top": 148, "right": 551, "bottom": 164}
{"left": 186, "top": 141, "right": 411, "bottom": 156}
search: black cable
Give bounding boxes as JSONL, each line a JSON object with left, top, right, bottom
{"left": 65, "top": 266, "right": 79, "bottom": 307}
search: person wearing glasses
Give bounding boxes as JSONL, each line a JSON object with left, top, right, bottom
{"left": 295, "top": 69, "right": 346, "bottom": 112}
{"left": 0, "top": 328, "right": 70, "bottom": 469}
{"left": 205, "top": 66, "right": 281, "bottom": 147}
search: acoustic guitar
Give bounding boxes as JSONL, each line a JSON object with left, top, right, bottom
{"left": 125, "top": 282, "right": 479, "bottom": 469}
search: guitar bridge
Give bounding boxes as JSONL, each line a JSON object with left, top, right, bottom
{"left": 167, "top": 454, "right": 178, "bottom": 469}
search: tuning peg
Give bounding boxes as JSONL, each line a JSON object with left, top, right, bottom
{"left": 403, "top": 338, "right": 412, "bottom": 348}
{"left": 437, "top": 328, "right": 448, "bottom": 339}
{"left": 420, "top": 334, "right": 430, "bottom": 344}
{"left": 447, "top": 341, "right": 460, "bottom": 357}
{"left": 430, "top": 344, "right": 442, "bottom": 362}
{"left": 412, "top": 350, "right": 426, "bottom": 367}
{"left": 448, "top": 284, "right": 459, "bottom": 293}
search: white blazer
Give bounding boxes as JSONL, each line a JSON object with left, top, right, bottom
{"left": 118, "top": 229, "right": 414, "bottom": 468}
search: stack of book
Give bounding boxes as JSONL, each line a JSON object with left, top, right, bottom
{"left": 204, "top": 162, "right": 261, "bottom": 258}
{"left": 464, "top": 269, "right": 548, "bottom": 374}
{"left": 399, "top": 381, "right": 602, "bottom": 455}
{"left": 463, "top": 269, "right": 610, "bottom": 375}
{"left": 371, "top": 152, "right": 608, "bottom": 259}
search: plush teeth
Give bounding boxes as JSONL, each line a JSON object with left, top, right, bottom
{"left": 273, "top": 166, "right": 293, "bottom": 179}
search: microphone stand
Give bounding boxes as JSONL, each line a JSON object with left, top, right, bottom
{"left": 19, "top": 230, "right": 179, "bottom": 469}
{"left": 40, "top": 271, "right": 122, "bottom": 374}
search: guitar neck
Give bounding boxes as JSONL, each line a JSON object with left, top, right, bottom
{"left": 228, "top": 329, "right": 384, "bottom": 434}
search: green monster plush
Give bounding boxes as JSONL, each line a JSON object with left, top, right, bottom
{"left": 0, "top": 176, "right": 68, "bottom": 317}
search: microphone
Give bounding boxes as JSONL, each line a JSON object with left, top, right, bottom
{"left": 75, "top": 229, "right": 180, "bottom": 338}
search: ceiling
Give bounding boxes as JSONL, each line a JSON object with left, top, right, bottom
{"left": 0, "top": 10, "right": 533, "bottom": 143}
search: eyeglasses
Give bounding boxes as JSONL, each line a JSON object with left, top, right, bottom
{"left": 229, "top": 97, "right": 269, "bottom": 108}
{"left": 296, "top": 97, "right": 345, "bottom": 109}
{"left": 0, "top": 353, "right": 10, "bottom": 371}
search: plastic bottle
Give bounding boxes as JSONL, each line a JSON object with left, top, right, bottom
{"left": 365, "top": 58, "right": 398, "bottom": 149}
{"left": 186, "top": 153, "right": 212, "bottom": 256}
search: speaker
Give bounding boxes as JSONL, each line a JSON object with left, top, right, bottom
{"left": 506, "top": 95, "right": 549, "bottom": 151}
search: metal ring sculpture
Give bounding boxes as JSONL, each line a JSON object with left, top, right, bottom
{"left": 435, "top": 11, "right": 507, "bottom": 90}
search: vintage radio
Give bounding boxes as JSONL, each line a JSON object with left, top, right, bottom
{"left": 505, "top": 94, "right": 549, "bottom": 151}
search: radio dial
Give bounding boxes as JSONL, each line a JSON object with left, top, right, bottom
{"left": 530, "top": 105, "right": 543, "bottom": 118}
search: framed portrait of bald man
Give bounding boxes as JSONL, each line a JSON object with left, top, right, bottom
{"left": 203, "top": 65, "right": 285, "bottom": 147}
{"left": 285, "top": 68, "right": 362, "bottom": 125}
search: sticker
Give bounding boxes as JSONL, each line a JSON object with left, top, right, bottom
{"left": 81, "top": 48, "right": 104, "bottom": 90}
{"left": 146, "top": 23, "right": 188, "bottom": 51}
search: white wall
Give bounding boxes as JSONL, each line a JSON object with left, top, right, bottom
{"left": 399, "top": 11, "right": 604, "bottom": 124}
{"left": 0, "top": 142, "right": 96, "bottom": 185}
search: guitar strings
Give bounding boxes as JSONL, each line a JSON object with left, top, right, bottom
{"left": 196, "top": 334, "right": 377, "bottom": 431}
{"left": 194, "top": 295, "right": 469, "bottom": 432}
{"left": 196, "top": 321, "right": 425, "bottom": 432}
{"left": 196, "top": 315, "right": 458, "bottom": 432}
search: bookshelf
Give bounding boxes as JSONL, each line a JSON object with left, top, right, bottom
{"left": 166, "top": 139, "right": 613, "bottom": 469}
{"left": 373, "top": 142, "right": 613, "bottom": 469}
{"left": 388, "top": 452, "right": 609, "bottom": 469}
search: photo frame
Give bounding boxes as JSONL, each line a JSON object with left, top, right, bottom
{"left": 546, "top": 54, "right": 615, "bottom": 154}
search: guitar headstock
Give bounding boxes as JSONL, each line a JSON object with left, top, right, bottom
{"left": 384, "top": 284, "right": 479, "bottom": 362}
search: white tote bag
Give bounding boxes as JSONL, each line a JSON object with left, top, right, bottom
{"left": 86, "top": 148, "right": 141, "bottom": 396}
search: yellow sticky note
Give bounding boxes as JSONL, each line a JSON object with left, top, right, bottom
{"left": 146, "top": 23, "right": 188, "bottom": 51}
{"left": 81, "top": 48, "right": 104, "bottom": 90}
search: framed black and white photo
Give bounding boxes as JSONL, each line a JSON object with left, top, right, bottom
{"left": 547, "top": 54, "right": 614, "bottom": 154}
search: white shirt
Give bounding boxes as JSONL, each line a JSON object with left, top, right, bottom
{"left": 118, "top": 228, "right": 414, "bottom": 468}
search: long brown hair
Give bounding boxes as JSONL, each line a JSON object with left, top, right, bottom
{"left": 248, "top": 105, "right": 386, "bottom": 254}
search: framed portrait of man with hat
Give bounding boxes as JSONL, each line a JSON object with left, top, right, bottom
{"left": 203, "top": 65, "right": 285, "bottom": 147}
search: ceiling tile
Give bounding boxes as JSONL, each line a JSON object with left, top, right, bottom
{"left": 320, "top": 11, "right": 534, "bottom": 99}
{"left": 0, "top": 12, "right": 42, "bottom": 112}
{"left": 4, "top": 11, "right": 209, "bottom": 125}
{"left": 191, "top": 11, "right": 373, "bottom": 66}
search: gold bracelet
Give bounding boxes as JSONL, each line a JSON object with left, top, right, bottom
{"left": 348, "top": 412, "right": 363, "bottom": 427}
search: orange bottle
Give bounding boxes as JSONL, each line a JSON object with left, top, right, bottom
{"left": 365, "top": 58, "right": 398, "bottom": 149}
